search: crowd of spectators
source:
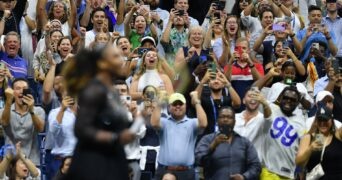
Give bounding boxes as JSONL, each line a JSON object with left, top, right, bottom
{"left": 0, "top": 0, "right": 342, "bottom": 179}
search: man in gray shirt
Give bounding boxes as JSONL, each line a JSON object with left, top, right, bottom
{"left": 0, "top": 78, "right": 45, "bottom": 165}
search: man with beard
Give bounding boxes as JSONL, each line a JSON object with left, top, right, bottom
{"left": 171, "top": 0, "right": 198, "bottom": 27}
{"left": 260, "top": 86, "right": 305, "bottom": 179}
{"left": 234, "top": 87, "right": 271, "bottom": 160}
{"left": 195, "top": 70, "right": 241, "bottom": 138}
{"left": 142, "top": 0, "right": 169, "bottom": 32}
{"left": 323, "top": 0, "right": 342, "bottom": 62}
{"left": 324, "top": 67, "right": 342, "bottom": 122}
{"left": 195, "top": 106, "right": 261, "bottom": 180}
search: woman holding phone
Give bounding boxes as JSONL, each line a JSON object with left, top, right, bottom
{"left": 296, "top": 103, "right": 342, "bottom": 179}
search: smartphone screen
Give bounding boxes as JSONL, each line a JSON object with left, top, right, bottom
{"left": 272, "top": 24, "right": 285, "bottom": 32}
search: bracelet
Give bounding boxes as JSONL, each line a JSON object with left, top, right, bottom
{"left": 29, "top": 111, "right": 35, "bottom": 115}
{"left": 290, "top": 33, "right": 295, "bottom": 38}
{"left": 277, "top": 3, "right": 282, "bottom": 7}
{"left": 326, "top": 36, "right": 331, "bottom": 40}
{"left": 249, "top": 64, "right": 255, "bottom": 68}
{"left": 23, "top": 13, "right": 28, "bottom": 17}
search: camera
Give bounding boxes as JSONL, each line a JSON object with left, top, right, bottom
{"left": 120, "top": 95, "right": 131, "bottom": 104}
{"left": 138, "top": 48, "right": 152, "bottom": 57}
{"left": 282, "top": 41, "right": 289, "bottom": 49}
{"left": 177, "top": 9, "right": 185, "bottom": 16}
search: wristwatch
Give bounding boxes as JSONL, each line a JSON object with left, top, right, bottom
{"left": 29, "top": 111, "right": 35, "bottom": 115}
{"left": 249, "top": 64, "right": 255, "bottom": 68}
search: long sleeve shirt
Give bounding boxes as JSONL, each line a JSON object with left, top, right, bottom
{"left": 195, "top": 132, "right": 261, "bottom": 180}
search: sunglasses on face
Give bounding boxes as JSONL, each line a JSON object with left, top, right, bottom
{"left": 282, "top": 96, "right": 298, "bottom": 102}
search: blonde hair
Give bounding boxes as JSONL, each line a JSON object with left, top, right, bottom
{"left": 133, "top": 51, "right": 162, "bottom": 80}
{"left": 224, "top": 15, "right": 241, "bottom": 41}
{"left": 187, "top": 26, "right": 204, "bottom": 47}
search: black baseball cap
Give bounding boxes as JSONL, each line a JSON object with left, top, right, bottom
{"left": 327, "top": 0, "right": 337, "bottom": 3}
{"left": 316, "top": 102, "right": 333, "bottom": 121}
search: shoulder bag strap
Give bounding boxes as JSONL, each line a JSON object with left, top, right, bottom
{"left": 320, "top": 135, "right": 330, "bottom": 162}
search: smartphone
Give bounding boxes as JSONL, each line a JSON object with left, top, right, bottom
{"left": 234, "top": 46, "right": 243, "bottom": 58}
{"left": 22, "top": 89, "right": 32, "bottom": 97}
{"left": 120, "top": 95, "right": 131, "bottom": 104}
{"left": 137, "top": 48, "right": 152, "bottom": 57}
{"left": 145, "top": 91, "right": 155, "bottom": 100}
{"left": 312, "top": 43, "right": 320, "bottom": 50}
{"left": 209, "top": 47, "right": 214, "bottom": 54}
{"left": 282, "top": 41, "right": 289, "bottom": 49}
{"left": 200, "top": 55, "right": 207, "bottom": 64}
{"left": 312, "top": 24, "right": 320, "bottom": 32}
{"left": 272, "top": 24, "right": 285, "bottom": 31}
{"left": 220, "top": 124, "right": 232, "bottom": 136}
{"left": 177, "top": 9, "right": 184, "bottom": 16}
{"left": 214, "top": 12, "right": 221, "bottom": 23}
{"left": 208, "top": 62, "right": 217, "bottom": 80}
{"left": 331, "top": 58, "right": 341, "bottom": 74}
{"left": 315, "top": 134, "right": 324, "bottom": 145}
{"left": 284, "top": 77, "right": 293, "bottom": 85}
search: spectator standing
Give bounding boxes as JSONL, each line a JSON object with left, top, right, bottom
{"left": 151, "top": 92, "right": 207, "bottom": 179}
{"left": 0, "top": 0, "right": 27, "bottom": 35}
{"left": 195, "top": 106, "right": 261, "bottom": 180}
{"left": 0, "top": 78, "right": 45, "bottom": 165}
{"left": 324, "top": 67, "right": 342, "bottom": 122}
{"left": 260, "top": 86, "right": 305, "bottom": 179}
{"left": 234, "top": 87, "right": 271, "bottom": 160}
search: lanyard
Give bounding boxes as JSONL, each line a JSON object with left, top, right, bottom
{"left": 210, "top": 96, "right": 224, "bottom": 132}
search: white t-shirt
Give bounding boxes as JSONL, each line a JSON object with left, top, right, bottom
{"left": 262, "top": 103, "right": 306, "bottom": 179}
{"left": 85, "top": 30, "right": 96, "bottom": 48}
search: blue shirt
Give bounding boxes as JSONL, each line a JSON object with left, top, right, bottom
{"left": 0, "top": 51, "right": 27, "bottom": 78}
{"left": 158, "top": 115, "right": 198, "bottom": 166}
{"left": 323, "top": 16, "right": 342, "bottom": 57}
{"left": 297, "top": 27, "right": 336, "bottom": 62}
{"left": 314, "top": 75, "right": 329, "bottom": 96}
{"left": 48, "top": 107, "right": 77, "bottom": 157}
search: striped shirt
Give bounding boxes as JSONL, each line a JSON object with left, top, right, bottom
{"left": 0, "top": 51, "right": 27, "bottom": 78}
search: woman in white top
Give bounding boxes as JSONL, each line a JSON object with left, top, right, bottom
{"left": 0, "top": 142, "right": 40, "bottom": 180}
{"left": 130, "top": 50, "right": 174, "bottom": 101}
